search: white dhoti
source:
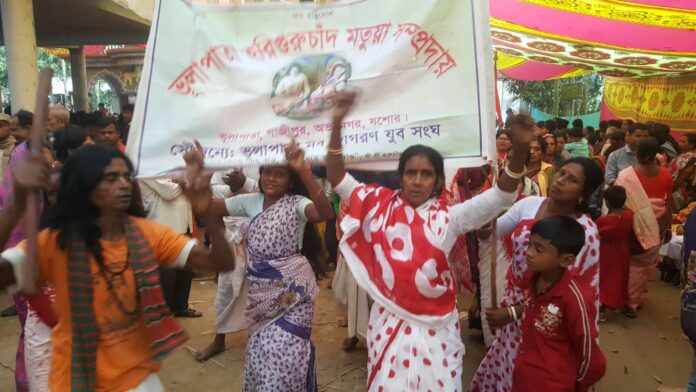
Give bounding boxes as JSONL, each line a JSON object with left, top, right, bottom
{"left": 25, "top": 304, "right": 52, "bottom": 392}
{"left": 332, "top": 254, "right": 369, "bottom": 340}
{"left": 216, "top": 217, "right": 250, "bottom": 334}
{"left": 477, "top": 237, "right": 510, "bottom": 347}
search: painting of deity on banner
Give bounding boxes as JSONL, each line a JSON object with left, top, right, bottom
{"left": 271, "top": 55, "right": 351, "bottom": 120}
{"left": 128, "top": 0, "right": 495, "bottom": 176}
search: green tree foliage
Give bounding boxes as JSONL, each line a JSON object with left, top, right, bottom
{"left": 37, "top": 48, "right": 71, "bottom": 84}
{"left": 0, "top": 47, "right": 71, "bottom": 89}
{"left": 505, "top": 73, "right": 604, "bottom": 116}
{"left": 0, "top": 47, "right": 7, "bottom": 89}
{"left": 505, "top": 78, "right": 559, "bottom": 113}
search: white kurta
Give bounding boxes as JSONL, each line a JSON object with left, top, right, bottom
{"left": 139, "top": 179, "right": 193, "bottom": 233}
{"left": 332, "top": 254, "right": 370, "bottom": 340}
{"left": 211, "top": 172, "right": 259, "bottom": 334}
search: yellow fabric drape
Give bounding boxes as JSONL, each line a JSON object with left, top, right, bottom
{"left": 603, "top": 76, "right": 696, "bottom": 131}
{"left": 538, "top": 161, "right": 555, "bottom": 197}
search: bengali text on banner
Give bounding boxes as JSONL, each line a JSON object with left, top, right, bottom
{"left": 127, "top": 0, "right": 496, "bottom": 177}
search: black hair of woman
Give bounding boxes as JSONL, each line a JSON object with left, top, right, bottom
{"left": 684, "top": 134, "right": 696, "bottom": 151}
{"left": 53, "top": 124, "right": 88, "bottom": 163}
{"left": 496, "top": 129, "right": 511, "bottom": 140}
{"left": 257, "top": 166, "right": 326, "bottom": 276}
{"left": 535, "top": 135, "right": 548, "bottom": 154}
{"left": 397, "top": 144, "right": 445, "bottom": 195}
{"left": 15, "top": 109, "right": 33, "bottom": 128}
{"left": 557, "top": 157, "right": 604, "bottom": 213}
{"left": 636, "top": 137, "right": 660, "bottom": 163}
{"left": 586, "top": 131, "right": 597, "bottom": 146}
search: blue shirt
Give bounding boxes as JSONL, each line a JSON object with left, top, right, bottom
{"left": 605, "top": 145, "right": 636, "bottom": 184}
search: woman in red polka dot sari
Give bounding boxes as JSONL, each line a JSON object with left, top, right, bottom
{"left": 469, "top": 158, "right": 603, "bottom": 392}
{"left": 326, "top": 92, "right": 535, "bottom": 391}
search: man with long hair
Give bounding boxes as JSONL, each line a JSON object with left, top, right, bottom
{"left": 0, "top": 144, "right": 235, "bottom": 391}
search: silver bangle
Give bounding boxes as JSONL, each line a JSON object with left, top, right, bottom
{"left": 504, "top": 165, "right": 527, "bottom": 180}
{"left": 511, "top": 305, "right": 518, "bottom": 321}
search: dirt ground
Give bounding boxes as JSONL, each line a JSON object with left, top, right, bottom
{"left": 0, "top": 270, "right": 693, "bottom": 391}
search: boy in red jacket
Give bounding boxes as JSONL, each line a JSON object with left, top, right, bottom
{"left": 512, "top": 216, "right": 606, "bottom": 392}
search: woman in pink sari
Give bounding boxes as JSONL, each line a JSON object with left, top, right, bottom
{"left": 616, "top": 137, "right": 673, "bottom": 317}
{"left": 469, "top": 157, "right": 603, "bottom": 392}
{"left": 326, "top": 92, "right": 535, "bottom": 391}
{"left": 0, "top": 139, "right": 33, "bottom": 391}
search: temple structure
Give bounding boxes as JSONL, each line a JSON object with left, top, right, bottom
{"left": 0, "top": 0, "right": 153, "bottom": 112}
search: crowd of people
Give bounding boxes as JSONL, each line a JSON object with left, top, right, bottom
{"left": 0, "top": 94, "right": 693, "bottom": 392}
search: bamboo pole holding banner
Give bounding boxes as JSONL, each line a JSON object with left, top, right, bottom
{"left": 22, "top": 69, "right": 53, "bottom": 295}
{"left": 489, "top": 160, "right": 499, "bottom": 312}
{"left": 490, "top": 51, "right": 501, "bottom": 313}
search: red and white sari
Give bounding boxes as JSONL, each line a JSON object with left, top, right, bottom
{"left": 469, "top": 196, "right": 600, "bottom": 392}
{"left": 335, "top": 174, "right": 517, "bottom": 392}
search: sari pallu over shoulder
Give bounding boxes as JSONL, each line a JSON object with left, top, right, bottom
{"left": 339, "top": 183, "right": 472, "bottom": 391}
{"left": 616, "top": 167, "right": 662, "bottom": 251}
{"left": 243, "top": 195, "right": 319, "bottom": 335}
{"left": 243, "top": 250, "right": 318, "bottom": 336}
{"left": 339, "top": 183, "right": 457, "bottom": 328}
{"left": 241, "top": 194, "right": 319, "bottom": 392}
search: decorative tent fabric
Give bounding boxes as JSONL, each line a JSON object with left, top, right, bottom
{"left": 43, "top": 45, "right": 147, "bottom": 59}
{"left": 491, "top": 0, "right": 696, "bottom": 80}
{"left": 43, "top": 2, "right": 696, "bottom": 82}
{"left": 601, "top": 75, "right": 696, "bottom": 132}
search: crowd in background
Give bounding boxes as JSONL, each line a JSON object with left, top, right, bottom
{"left": 0, "top": 98, "right": 693, "bottom": 391}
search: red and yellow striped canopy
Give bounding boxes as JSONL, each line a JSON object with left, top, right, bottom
{"left": 492, "top": 0, "right": 696, "bottom": 80}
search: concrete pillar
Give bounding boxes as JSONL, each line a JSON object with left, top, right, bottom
{"left": 1, "top": 0, "right": 38, "bottom": 113}
{"left": 69, "top": 47, "right": 89, "bottom": 111}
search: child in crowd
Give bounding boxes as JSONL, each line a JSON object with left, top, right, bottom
{"left": 553, "top": 130, "right": 569, "bottom": 167}
{"left": 564, "top": 127, "right": 591, "bottom": 158}
{"left": 512, "top": 216, "right": 606, "bottom": 392}
{"left": 597, "top": 186, "right": 634, "bottom": 320}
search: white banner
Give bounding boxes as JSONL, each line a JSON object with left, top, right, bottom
{"left": 127, "top": 0, "right": 496, "bottom": 177}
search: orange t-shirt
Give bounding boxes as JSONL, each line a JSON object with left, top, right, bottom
{"left": 18, "top": 217, "right": 192, "bottom": 391}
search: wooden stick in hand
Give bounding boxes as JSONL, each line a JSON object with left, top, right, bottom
{"left": 23, "top": 69, "right": 53, "bottom": 295}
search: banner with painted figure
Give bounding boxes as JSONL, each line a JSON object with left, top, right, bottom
{"left": 127, "top": 0, "right": 496, "bottom": 177}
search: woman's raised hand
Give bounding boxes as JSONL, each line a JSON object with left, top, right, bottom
{"left": 330, "top": 90, "right": 357, "bottom": 123}
{"left": 507, "top": 113, "right": 536, "bottom": 149}
{"left": 223, "top": 168, "right": 247, "bottom": 193}
{"left": 177, "top": 140, "right": 213, "bottom": 215}
{"left": 326, "top": 90, "right": 356, "bottom": 185}
{"left": 183, "top": 140, "right": 205, "bottom": 176}
{"left": 285, "top": 139, "right": 309, "bottom": 173}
